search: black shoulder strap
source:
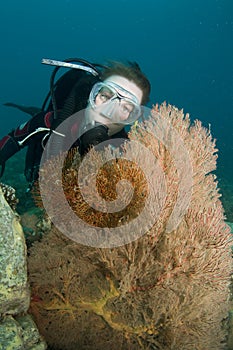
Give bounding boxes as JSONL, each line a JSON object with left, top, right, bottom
{"left": 42, "top": 58, "right": 104, "bottom": 115}
{"left": 43, "top": 69, "right": 89, "bottom": 112}
{"left": 50, "top": 73, "right": 100, "bottom": 131}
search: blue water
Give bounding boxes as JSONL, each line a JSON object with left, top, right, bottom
{"left": 1, "top": 0, "right": 232, "bottom": 180}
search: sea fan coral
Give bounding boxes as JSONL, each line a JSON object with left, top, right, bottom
{"left": 28, "top": 103, "right": 232, "bottom": 350}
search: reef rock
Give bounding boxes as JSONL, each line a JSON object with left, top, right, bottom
{"left": 0, "top": 314, "right": 47, "bottom": 350}
{"left": 0, "top": 186, "right": 29, "bottom": 314}
{"left": 0, "top": 187, "right": 47, "bottom": 349}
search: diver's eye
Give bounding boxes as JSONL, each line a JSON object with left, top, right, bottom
{"left": 98, "top": 88, "right": 114, "bottom": 103}
{"left": 121, "top": 103, "right": 134, "bottom": 116}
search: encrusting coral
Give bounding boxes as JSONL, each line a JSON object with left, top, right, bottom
{"left": 0, "top": 182, "right": 19, "bottom": 210}
{"left": 28, "top": 103, "right": 233, "bottom": 350}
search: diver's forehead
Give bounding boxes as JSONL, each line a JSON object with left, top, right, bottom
{"left": 104, "top": 75, "right": 143, "bottom": 104}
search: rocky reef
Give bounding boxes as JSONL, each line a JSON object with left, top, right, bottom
{"left": 0, "top": 186, "right": 47, "bottom": 349}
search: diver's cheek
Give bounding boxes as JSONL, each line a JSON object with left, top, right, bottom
{"left": 119, "top": 114, "right": 129, "bottom": 121}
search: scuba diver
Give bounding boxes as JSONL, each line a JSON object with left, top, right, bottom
{"left": 0, "top": 58, "right": 151, "bottom": 190}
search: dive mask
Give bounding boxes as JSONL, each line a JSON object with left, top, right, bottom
{"left": 89, "top": 81, "right": 142, "bottom": 124}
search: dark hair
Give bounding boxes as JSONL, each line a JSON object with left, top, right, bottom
{"left": 101, "top": 61, "right": 151, "bottom": 105}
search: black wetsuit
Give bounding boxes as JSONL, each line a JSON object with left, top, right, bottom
{"left": 0, "top": 71, "right": 128, "bottom": 186}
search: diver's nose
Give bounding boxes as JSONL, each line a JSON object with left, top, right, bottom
{"left": 100, "top": 99, "right": 119, "bottom": 118}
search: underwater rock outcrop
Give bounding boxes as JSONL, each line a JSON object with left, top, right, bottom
{"left": 0, "top": 182, "right": 19, "bottom": 211}
{"left": 0, "top": 186, "right": 30, "bottom": 314}
{"left": 28, "top": 103, "right": 232, "bottom": 350}
{"left": 0, "top": 186, "right": 47, "bottom": 349}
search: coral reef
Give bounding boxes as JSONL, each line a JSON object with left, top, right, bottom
{"left": 0, "top": 186, "right": 29, "bottom": 314}
{"left": 0, "top": 315, "right": 47, "bottom": 350}
{"left": 20, "top": 207, "right": 51, "bottom": 246}
{"left": 28, "top": 103, "right": 232, "bottom": 350}
{"left": 0, "top": 186, "right": 47, "bottom": 349}
{"left": 0, "top": 182, "right": 19, "bottom": 210}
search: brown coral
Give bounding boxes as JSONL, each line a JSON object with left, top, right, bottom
{"left": 28, "top": 103, "right": 232, "bottom": 350}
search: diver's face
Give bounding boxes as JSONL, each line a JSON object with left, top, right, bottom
{"left": 86, "top": 75, "right": 143, "bottom": 127}
{"left": 95, "top": 75, "right": 143, "bottom": 121}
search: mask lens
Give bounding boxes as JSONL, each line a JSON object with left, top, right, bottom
{"left": 89, "top": 82, "right": 141, "bottom": 124}
{"left": 89, "top": 83, "right": 116, "bottom": 107}
{"left": 98, "top": 86, "right": 115, "bottom": 103}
